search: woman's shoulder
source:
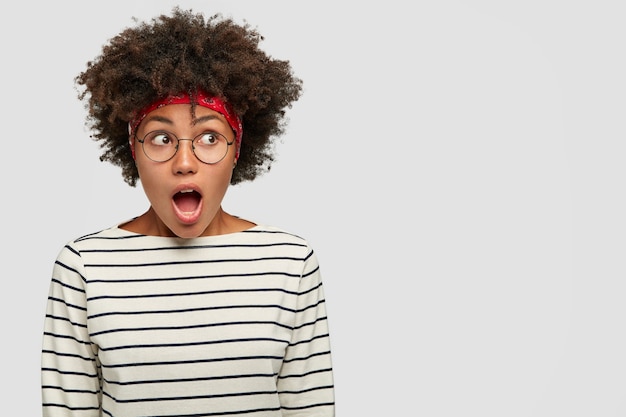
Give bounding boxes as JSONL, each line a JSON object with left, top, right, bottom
{"left": 60, "top": 222, "right": 147, "bottom": 249}
{"left": 240, "top": 223, "right": 311, "bottom": 246}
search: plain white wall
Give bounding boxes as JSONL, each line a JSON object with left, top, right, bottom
{"left": 3, "top": 0, "right": 626, "bottom": 415}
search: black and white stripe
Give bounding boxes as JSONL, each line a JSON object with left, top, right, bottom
{"left": 42, "top": 225, "right": 335, "bottom": 416}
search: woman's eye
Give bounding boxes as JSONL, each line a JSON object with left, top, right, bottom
{"left": 197, "top": 133, "right": 219, "bottom": 145}
{"left": 151, "top": 133, "right": 172, "bottom": 146}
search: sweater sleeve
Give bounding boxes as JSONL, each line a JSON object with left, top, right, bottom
{"left": 42, "top": 243, "right": 102, "bottom": 417}
{"left": 278, "top": 247, "right": 335, "bottom": 416}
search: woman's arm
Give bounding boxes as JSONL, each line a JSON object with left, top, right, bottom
{"left": 278, "top": 248, "right": 335, "bottom": 416}
{"left": 42, "top": 244, "right": 101, "bottom": 417}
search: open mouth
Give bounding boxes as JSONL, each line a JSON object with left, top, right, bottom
{"left": 173, "top": 189, "right": 201, "bottom": 212}
{"left": 172, "top": 189, "right": 203, "bottom": 223}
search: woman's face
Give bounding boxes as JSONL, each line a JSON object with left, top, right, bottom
{"left": 132, "top": 103, "right": 236, "bottom": 238}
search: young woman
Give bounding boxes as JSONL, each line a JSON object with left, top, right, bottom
{"left": 41, "top": 8, "right": 335, "bottom": 416}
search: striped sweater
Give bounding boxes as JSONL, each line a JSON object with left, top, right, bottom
{"left": 41, "top": 224, "right": 335, "bottom": 417}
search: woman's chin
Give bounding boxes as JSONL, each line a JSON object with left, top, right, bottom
{"left": 166, "top": 223, "right": 208, "bottom": 238}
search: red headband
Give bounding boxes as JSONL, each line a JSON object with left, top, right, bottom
{"left": 129, "top": 91, "right": 243, "bottom": 158}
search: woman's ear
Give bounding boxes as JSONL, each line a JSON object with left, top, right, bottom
{"left": 129, "top": 137, "right": 136, "bottom": 160}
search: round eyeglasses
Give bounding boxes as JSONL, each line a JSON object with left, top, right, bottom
{"left": 135, "top": 130, "right": 234, "bottom": 164}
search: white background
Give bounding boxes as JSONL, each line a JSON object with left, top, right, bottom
{"left": 2, "top": 0, "right": 626, "bottom": 415}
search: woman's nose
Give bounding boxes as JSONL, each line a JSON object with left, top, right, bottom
{"left": 171, "top": 139, "right": 198, "bottom": 174}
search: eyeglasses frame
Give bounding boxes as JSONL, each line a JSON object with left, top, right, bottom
{"left": 134, "top": 130, "right": 235, "bottom": 165}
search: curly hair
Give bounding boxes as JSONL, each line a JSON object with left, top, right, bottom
{"left": 76, "top": 7, "right": 303, "bottom": 186}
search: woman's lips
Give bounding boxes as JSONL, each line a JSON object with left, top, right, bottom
{"left": 172, "top": 189, "right": 203, "bottom": 223}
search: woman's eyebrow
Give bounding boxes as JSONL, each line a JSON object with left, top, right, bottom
{"left": 143, "top": 115, "right": 173, "bottom": 126}
{"left": 192, "top": 114, "right": 223, "bottom": 125}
